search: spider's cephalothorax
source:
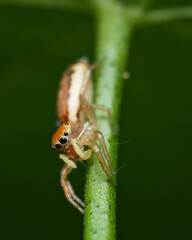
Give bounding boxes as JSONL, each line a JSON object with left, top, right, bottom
{"left": 52, "top": 59, "right": 114, "bottom": 213}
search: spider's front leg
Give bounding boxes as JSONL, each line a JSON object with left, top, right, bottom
{"left": 71, "top": 129, "right": 115, "bottom": 185}
{"left": 95, "top": 131, "right": 115, "bottom": 175}
{"left": 60, "top": 164, "right": 85, "bottom": 213}
{"left": 90, "top": 135, "right": 115, "bottom": 186}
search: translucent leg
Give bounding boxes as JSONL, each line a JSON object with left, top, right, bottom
{"left": 79, "top": 66, "right": 114, "bottom": 130}
{"left": 79, "top": 69, "right": 97, "bottom": 127}
{"left": 95, "top": 131, "right": 115, "bottom": 175}
{"left": 89, "top": 103, "right": 114, "bottom": 130}
{"left": 60, "top": 164, "right": 84, "bottom": 213}
{"left": 80, "top": 68, "right": 92, "bottom": 97}
{"left": 91, "top": 139, "right": 115, "bottom": 186}
{"left": 66, "top": 180, "right": 85, "bottom": 208}
{"left": 80, "top": 61, "right": 102, "bottom": 97}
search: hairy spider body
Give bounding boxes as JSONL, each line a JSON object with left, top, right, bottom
{"left": 52, "top": 59, "right": 114, "bottom": 213}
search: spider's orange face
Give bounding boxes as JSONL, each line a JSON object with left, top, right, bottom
{"left": 52, "top": 122, "right": 71, "bottom": 150}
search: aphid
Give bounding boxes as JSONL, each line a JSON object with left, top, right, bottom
{"left": 52, "top": 59, "right": 114, "bottom": 213}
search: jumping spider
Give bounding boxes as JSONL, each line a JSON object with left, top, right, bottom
{"left": 52, "top": 59, "right": 114, "bottom": 213}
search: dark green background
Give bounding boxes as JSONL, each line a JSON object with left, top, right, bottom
{"left": 0, "top": 3, "right": 192, "bottom": 240}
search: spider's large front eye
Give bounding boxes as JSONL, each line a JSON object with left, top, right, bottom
{"left": 55, "top": 143, "right": 62, "bottom": 150}
{"left": 59, "top": 137, "right": 67, "bottom": 144}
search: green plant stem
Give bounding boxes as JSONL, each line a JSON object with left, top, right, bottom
{"left": 140, "top": 6, "right": 192, "bottom": 25}
{"left": 83, "top": 3, "right": 133, "bottom": 240}
{"left": 1, "top": 1, "right": 192, "bottom": 25}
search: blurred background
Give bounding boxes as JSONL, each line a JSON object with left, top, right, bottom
{"left": 0, "top": 1, "right": 192, "bottom": 239}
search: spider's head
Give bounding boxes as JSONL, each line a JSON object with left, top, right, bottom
{"left": 52, "top": 122, "right": 71, "bottom": 151}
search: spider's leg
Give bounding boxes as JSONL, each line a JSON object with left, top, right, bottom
{"left": 60, "top": 164, "right": 84, "bottom": 213}
{"left": 95, "top": 131, "right": 115, "bottom": 175}
{"left": 89, "top": 103, "right": 114, "bottom": 131}
{"left": 79, "top": 60, "right": 102, "bottom": 97}
{"left": 90, "top": 139, "right": 115, "bottom": 186}
{"left": 80, "top": 67, "right": 92, "bottom": 97}
{"left": 79, "top": 66, "right": 98, "bottom": 127}
{"left": 80, "top": 68, "right": 114, "bottom": 130}
{"left": 66, "top": 180, "right": 85, "bottom": 208}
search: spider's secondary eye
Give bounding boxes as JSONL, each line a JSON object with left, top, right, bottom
{"left": 64, "top": 132, "right": 68, "bottom": 136}
{"left": 55, "top": 143, "right": 62, "bottom": 150}
{"left": 65, "top": 122, "right": 69, "bottom": 125}
{"left": 60, "top": 137, "right": 67, "bottom": 144}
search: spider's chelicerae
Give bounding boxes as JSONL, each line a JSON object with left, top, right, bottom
{"left": 52, "top": 59, "right": 114, "bottom": 213}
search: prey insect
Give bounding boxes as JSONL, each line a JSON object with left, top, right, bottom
{"left": 52, "top": 59, "right": 114, "bottom": 213}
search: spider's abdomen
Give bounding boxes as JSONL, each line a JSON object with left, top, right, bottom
{"left": 57, "top": 60, "right": 93, "bottom": 123}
